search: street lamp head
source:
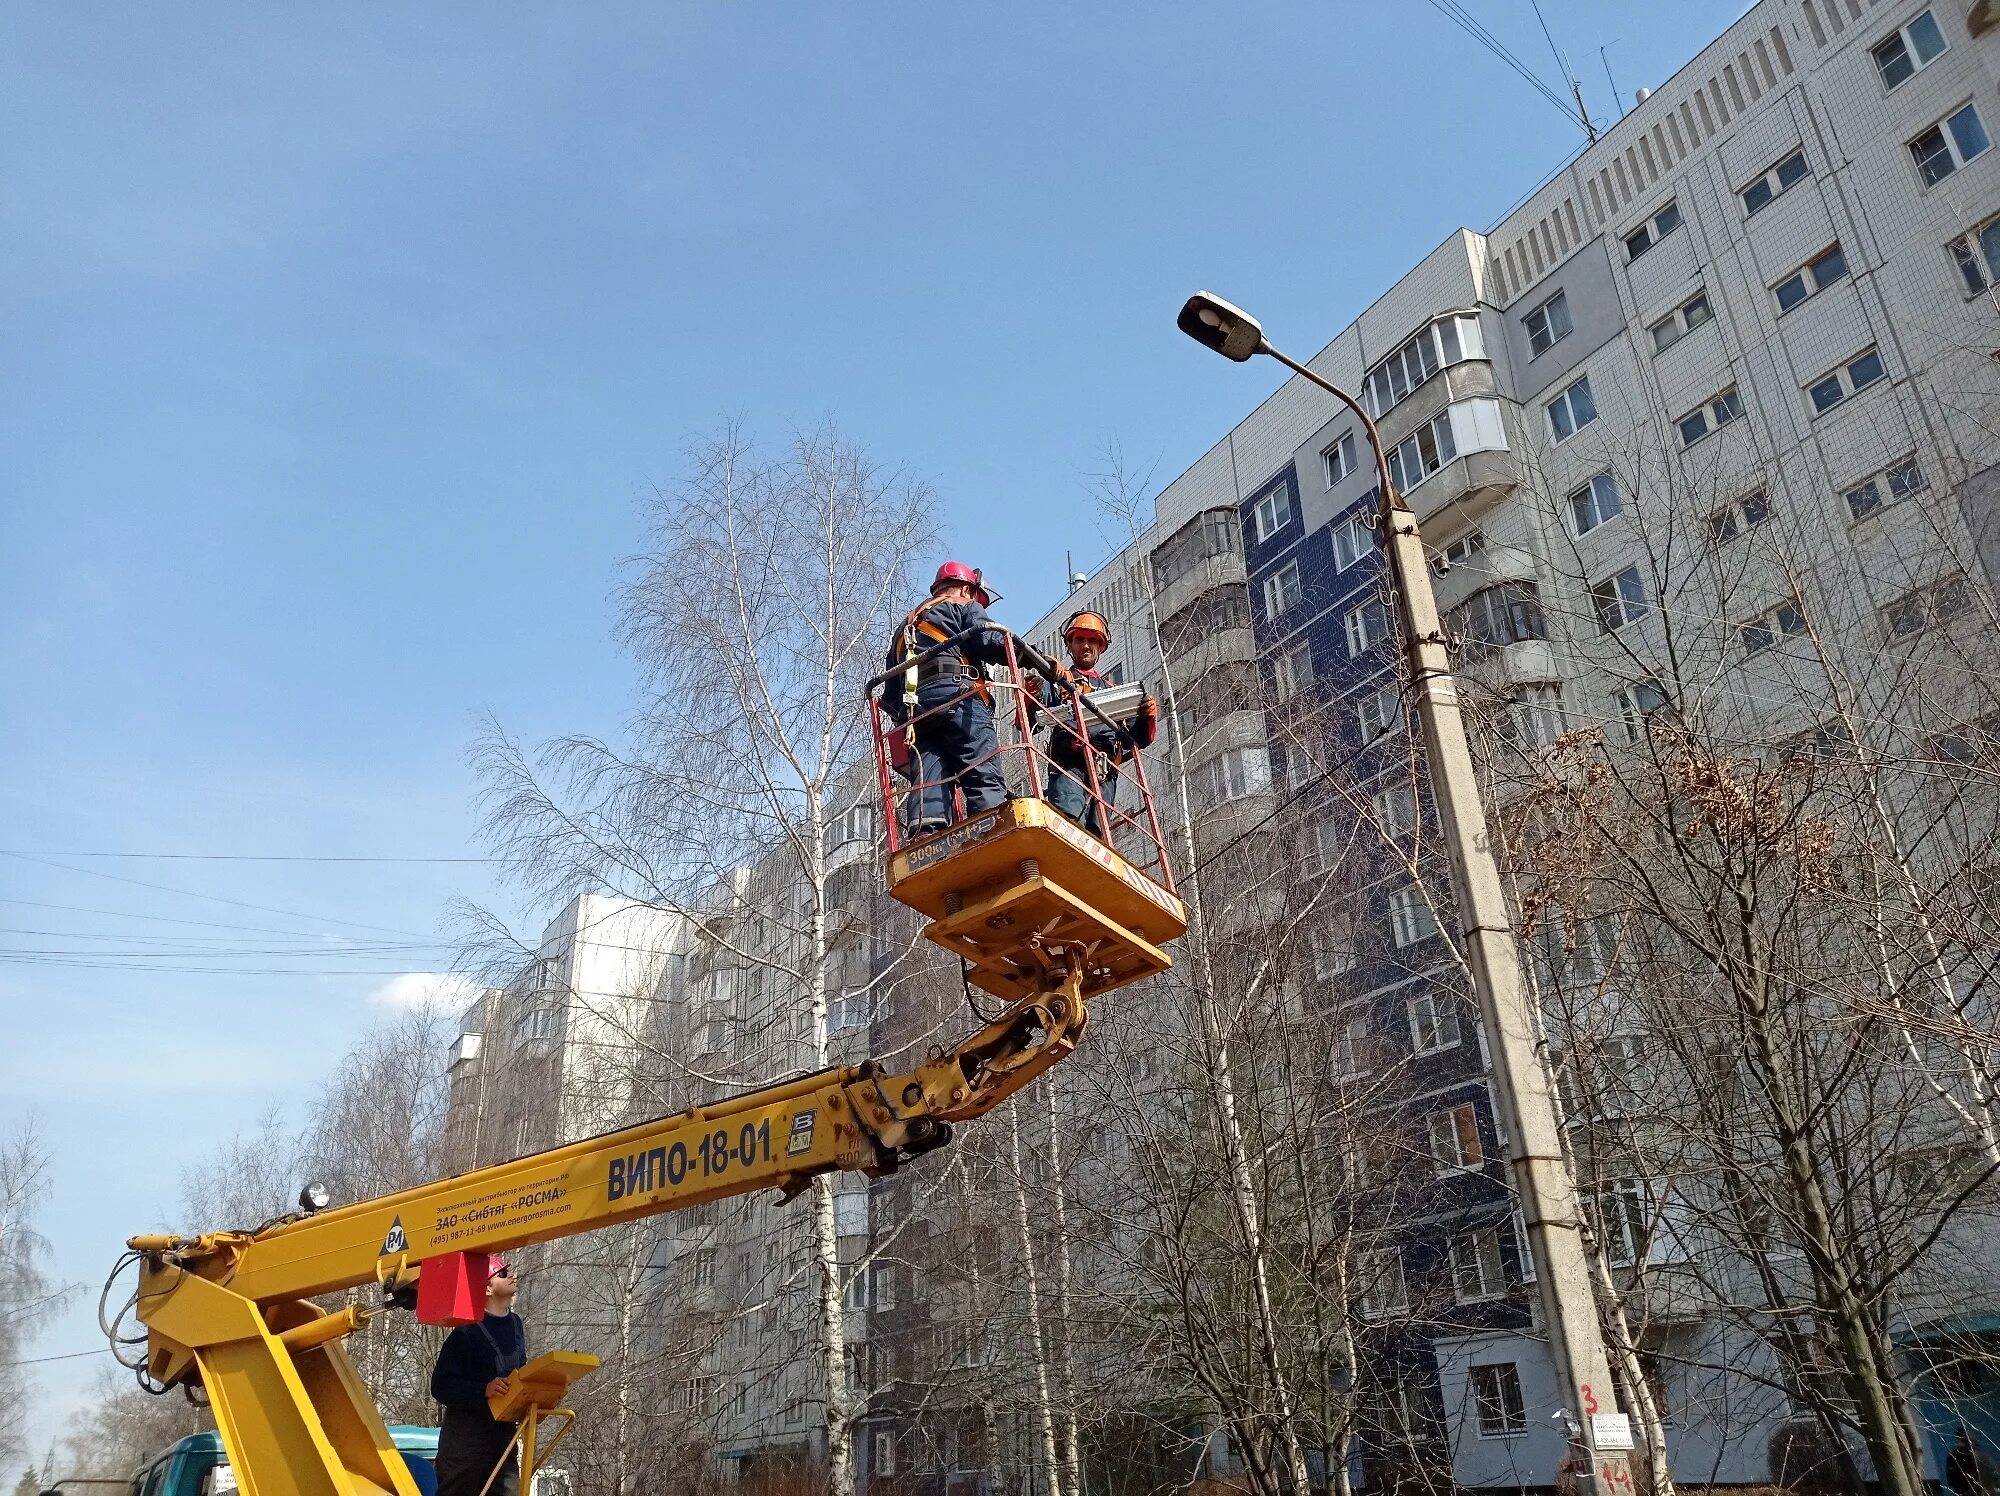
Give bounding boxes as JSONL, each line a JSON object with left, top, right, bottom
{"left": 1177, "top": 292, "right": 1265, "bottom": 363}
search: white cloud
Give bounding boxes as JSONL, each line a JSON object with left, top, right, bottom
{"left": 368, "top": 971, "right": 479, "bottom": 1014}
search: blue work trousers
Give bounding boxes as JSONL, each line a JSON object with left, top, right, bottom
{"left": 913, "top": 683, "right": 1008, "bottom": 826}
{"left": 1046, "top": 749, "right": 1120, "bottom": 839}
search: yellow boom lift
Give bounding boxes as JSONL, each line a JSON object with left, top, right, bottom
{"left": 106, "top": 631, "right": 1186, "bottom": 1496}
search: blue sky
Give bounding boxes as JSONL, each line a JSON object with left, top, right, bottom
{"left": 1, "top": 0, "right": 1747, "bottom": 1467}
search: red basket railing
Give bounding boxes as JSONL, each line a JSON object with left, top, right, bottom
{"left": 865, "top": 628, "right": 1175, "bottom": 895}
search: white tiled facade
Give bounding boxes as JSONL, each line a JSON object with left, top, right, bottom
{"left": 1015, "top": 0, "right": 2000, "bottom": 1487}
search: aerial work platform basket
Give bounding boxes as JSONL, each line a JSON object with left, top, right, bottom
{"left": 868, "top": 626, "right": 1187, "bottom": 1002}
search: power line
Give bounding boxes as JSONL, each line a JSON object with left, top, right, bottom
{"left": 2, "top": 1347, "right": 111, "bottom": 1367}
{"left": 1421, "top": 0, "right": 1587, "bottom": 131}
{"left": 0, "top": 850, "right": 498, "bottom": 863}
{"left": 1, "top": 852, "right": 441, "bottom": 942}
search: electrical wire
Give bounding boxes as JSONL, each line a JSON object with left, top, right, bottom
{"left": 0, "top": 850, "right": 497, "bottom": 863}
{"left": 1, "top": 852, "right": 443, "bottom": 941}
{"left": 1421, "top": 0, "right": 1586, "bottom": 130}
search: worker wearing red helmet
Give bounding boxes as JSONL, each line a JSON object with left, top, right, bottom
{"left": 1039, "top": 609, "right": 1158, "bottom": 838}
{"left": 884, "top": 561, "right": 1015, "bottom": 837}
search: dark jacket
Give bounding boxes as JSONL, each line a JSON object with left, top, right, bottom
{"left": 431, "top": 1312, "right": 527, "bottom": 1421}
{"left": 883, "top": 598, "right": 1013, "bottom": 719}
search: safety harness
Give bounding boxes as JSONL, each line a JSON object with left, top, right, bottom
{"left": 898, "top": 600, "right": 992, "bottom": 717}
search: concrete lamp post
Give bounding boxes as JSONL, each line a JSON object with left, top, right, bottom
{"left": 1175, "top": 290, "right": 1644, "bottom": 1496}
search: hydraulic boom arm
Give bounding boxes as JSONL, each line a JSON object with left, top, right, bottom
{"left": 115, "top": 940, "right": 1091, "bottom": 1496}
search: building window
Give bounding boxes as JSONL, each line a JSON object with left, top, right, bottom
{"left": 1387, "top": 411, "right": 1459, "bottom": 493}
{"left": 1195, "top": 745, "right": 1272, "bottom": 804}
{"left": 1331, "top": 1012, "right": 1370, "bottom": 1079}
{"left": 1741, "top": 148, "right": 1810, "bottom": 215}
{"left": 1616, "top": 680, "right": 1669, "bottom": 743}
{"left": 1250, "top": 483, "right": 1295, "bottom": 543}
{"left": 1623, "top": 201, "right": 1683, "bottom": 262}
{"left": 1373, "top": 782, "right": 1417, "bottom": 838}
{"left": 1525, "top": 290, "right": 1572, "bottom": 358}
{"left": 1546, "top": 376, "right": 1598, "bottom": 442}
{"left": 1332, "top": 514, "right": 1370, "bottom": 572}
{"left": 1807, "top": 347, "right": 1887, "bottom": 414}
{"left": 1648, "top": 290, "right": 1713, "bottom": 352}
{"left": 1884, "top": 574, "right": 1975, "bottom": 639}
{"left": 1346, "top": 597, "right": 1389, "bottom": 655}
{"left": 1262, "top": 560, "right": 1303, "bottom": 616}
{"left": 1429, "top": 1102, "right": 1483, "bottom": 1171}
{"left": 1774, "top": 243, "right": 1848, "bottom": 314}
{"left": 1472, "top": 1364, "right": 1528, "bottom": 1437}
{"left": 1503, "top": 683, "right": 1567, "bottom": 748}
{"left": 1911, "top": 104, "right": 1990, "bottom": 186}
{"left": 1783, "top": 719, "right": 1856, "bottom": 765}
{"left": 1740, "top": 598, "right": 1810, "bottom": 655}
{"left": 1513, "top": 1210, "right": 1538, "bottom": 1282}
{"left": 1358, "top": 1246, "right": 1409, "bottom": 1320}
{"left": 1590, "top": 566, "right": 1649, "bottom": 633}
{"left": 1707, "top": 490, "right": 1772, "bottom": 546}
{"left": 833, "top": 1189, "right": 869, "bottom": 1237}
{"left": 1310, "top": 912, "right": 1360, "bottom": 977}
{"left": 1408, "top": 991, "right": 1462, "bottom": 1054}
{"left": 1323, "top": 431, "right": 1358, "bottom": 486}
{"left": 1451, "top": 582, "right": 1546, "bottom": 657}
{"left": 1568, "top": 472, "right": 1623, "bottom": 535}
{"left": 1453, "top": 1227, "right": 1508, "bottom": 1302}
{"left": 1874, "top": 9, "right": 1947, "bottom": 89}
{"left": 1845, "top": 456, "right": 1926, "bottom": 521}
{"left": 1152, "top": 510, "right": 1241, "bottom": 592}
{"left": 871, "top": 1431, "right": 897, "bottom": 1477}
{"left": 1299, "top": 817, "right": 1345, "bottom": 877}
{"left": 1677, "top": 387, "right": 1744, "bottom": 447}
{"left": 513, "top": 1002, "right": 561, "bottom": 1047}
{"left": 1391, "top": 886, "right": 1440, "bottom": 948}
{"left": 1439, "top": 530, "right": 1486, "bottom": 570}
{"left": 1273, "top": 641, "right": 1313, "bottom": 700}
{"left": 1949, "top": 216, "right": 2000, "bottom": 295}
{"left": 1595, "top": 1178, "right": 1660, "bottom": 1267}
{"left": 831, "top": 987, "right": 870, "bottom": 1033}
{"left": 1357, "top": 681, "right": 1402, "bottom": 742}
{"left": 1362, "top": 312, "right": 1487, "bottom": 418}
{"left": 828, "top": 802, "right": 875, "bottom": 850}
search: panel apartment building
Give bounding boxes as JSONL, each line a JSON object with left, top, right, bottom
{"left": 988, "top": 0, "right": 2000, "bottom": 1488}
{"left": 443, "top": 0, "right": 2000, "bottom": 1489}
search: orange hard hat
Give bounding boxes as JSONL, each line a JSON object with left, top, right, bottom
{"left": 1063, "top": 610, "right": 1111, "bottom": 646}
{"left": 932, "top": 561, "right": 999, "bottom": 607}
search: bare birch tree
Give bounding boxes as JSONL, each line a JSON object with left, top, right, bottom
{"left": 0, "top": 1119, "right": 72, "bottom": 1475}
{"left": 474, "top": 421, "right": 936, "bottom": 1496}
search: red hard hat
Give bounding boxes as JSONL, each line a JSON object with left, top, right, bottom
{"left": 1063, "top": 610, "right": 1111, "bottom": 646}
{"left": 932, "top": 560, "right": 1000, "bottom": 607}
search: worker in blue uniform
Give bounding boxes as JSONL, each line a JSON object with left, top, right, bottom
{"left": 430, "top": 1258, "right": 526, "bottom": 1496}
{"left": 1039, "top": 610, "right": 1158, "bottom": 839}
{"left": 886, "top": 561, "right": 1014, "bottom": 837}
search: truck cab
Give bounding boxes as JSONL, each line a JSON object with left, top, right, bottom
{"left": 119, "top": 1427, "right": 440, "bottom": 1496}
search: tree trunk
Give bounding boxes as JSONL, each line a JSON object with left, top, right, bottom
{"left": 1009, "top": 1106, "right": 1068, "bottom": 1496}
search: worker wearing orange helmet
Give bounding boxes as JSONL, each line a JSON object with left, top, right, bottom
{"left": 1040, "top": 609, "right": 1158, "bottom": 838}
{"left": 884, "top": 561, "right": 1014, "bottom": 837}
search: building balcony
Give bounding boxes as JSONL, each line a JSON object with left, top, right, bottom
{"left": 1435, "top": 543, "right": 1538, "bottom": 615}
{"left": 1408, "top": 447, "right": 1519, "bottom": 526}
{"left": 1166, "top": 625, "right": 1256, "bottom": 681}
{"left": 1188, "top": 790, "right": 1281, "bottom": 873}
{"left": 1459, "top": 637, "right": 1561, "bottom": 691}
{"left": 1153, "top": 550, "right": 1247, "bottom": 627}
